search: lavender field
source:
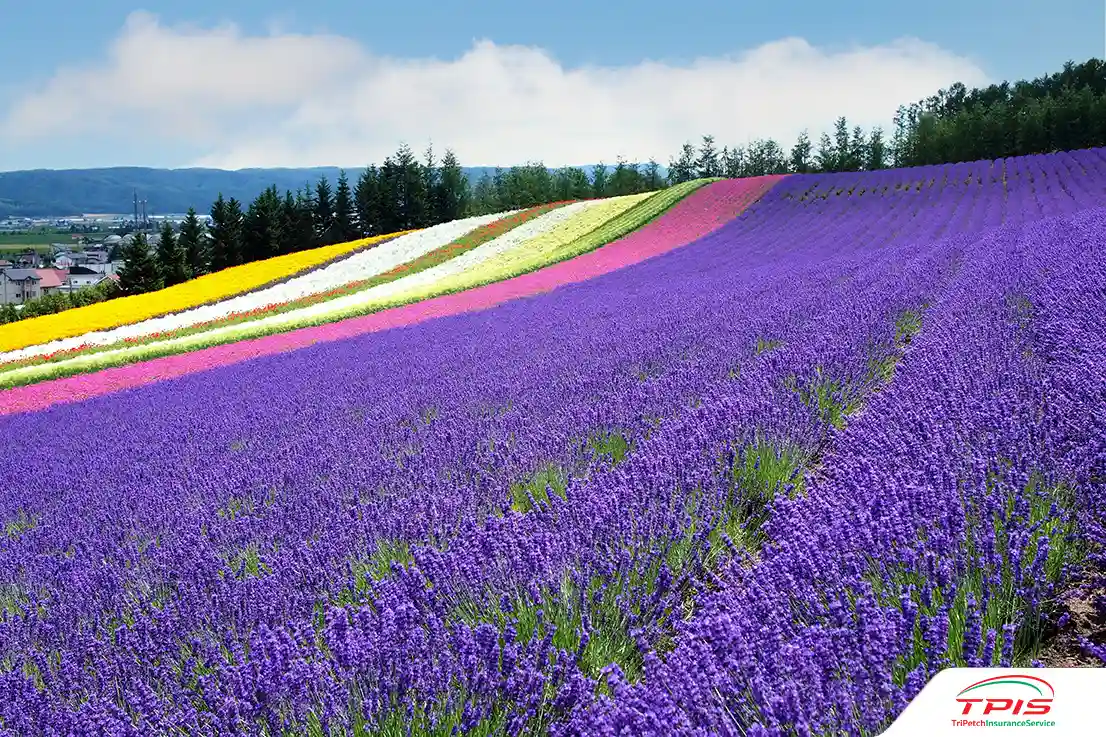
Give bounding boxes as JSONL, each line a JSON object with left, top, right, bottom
{"left": 1, "top": 150, "right": 1104, "bottom": 736}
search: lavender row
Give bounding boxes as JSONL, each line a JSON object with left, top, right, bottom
{"left": 564, "top": 206, "right": 1106, "bottom": 735}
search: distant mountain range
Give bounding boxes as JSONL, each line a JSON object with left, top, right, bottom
{"left": 0, "top": 165, "right": 632, "bottom": 218}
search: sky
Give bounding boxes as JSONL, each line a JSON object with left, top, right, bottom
{"left": 0, "top": 0, "right": 1102, "bottom": 171}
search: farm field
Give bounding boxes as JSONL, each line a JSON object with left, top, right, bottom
{"left": 0, "top": 233, "right": 71, "bottom": 248}
{"left": 0, "top": 150, "right": 1103, "bottom": 735}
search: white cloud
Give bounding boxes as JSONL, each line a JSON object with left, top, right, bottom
{"left": 1, "top": 12, "right": 989, "bottom": 168}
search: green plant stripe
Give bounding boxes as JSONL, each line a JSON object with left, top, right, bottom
{"left": 0, "top": 182, "right": 714, "bottom": 389}
{"left": 0, "top": 203, "right": 570, "bottom": 373}
{"left": 957, "top": 680, "right": 1044, "bottom": 696}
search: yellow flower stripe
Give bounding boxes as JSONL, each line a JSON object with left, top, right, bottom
{"left": 0, "top": 232, "right": 411, "bottom": 353}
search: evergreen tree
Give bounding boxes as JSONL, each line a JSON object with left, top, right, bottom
{"left": 814, "top": 132, "right": 837, "bottom": 173}
{"left": 178, "top": 207, "right": 208, "bottom": 276}
{"left": 314, "top": 176, "right": 335, "bottom": 246}
{"left": 355, "top": 166, "right": 383, "bottom": 236}
{"left": 866, "top": 128, "right": 887, "bottom": 170}
{"left": 609, "top": 157, "right": 644, "bottom": 195}
{"left": 470, "top": 172, "right": 499, "bottom": 215}
{"left": 723, "top": 146, "right": 745, "bottom": 178}
{"left": 833, "top": 117, "right": 851, "bottom": 171}
{"left": 243, "top": 186, "right": 283, "bottom": 262}
{"left": 155, "top": 220, "right": 188, "bottom": 286}
{"left": 642, "top": 159, "right": 664, "bottom": 190}
{"left": 399, "top": 143, "right": 430, "bottom": 228}
{"left": 333, "top": 170, "right": 358, "bottom": 242}
{"left": 278, "top": 191, "right": 299, "bottom": 254}
{"left": 591, "top": 162, "right": 609, "bottom": 198}
{"left": 290, "top": 188, "right": 316, "bottom": 251}
{"left": 223, "top": 198, "right": 245, "bottom": 266}
{"left": 435, "top": 149, "right": 469, "bottom": 222}
{"left": 421, "top": 145, "right": 440, "bottom": 225}
{"left": 696, "top": 135, "right": 720, "bottom": 178}
{"left": 118, "top": 233, "right": 162, "bottom": 294}
{"left": 789, "top": 131, "right": 813, "bottom": 173}
{"left": 208, "top": 194, "right": 231, "bottom": 271}
{"left": 553, "top": 167, "right": 593, "bottom": 201}
{"left": 668, "top": 143, "right": 698, "bottom": 184}
{"left": 848, "top": 125, "right": 868, "bottom": 171}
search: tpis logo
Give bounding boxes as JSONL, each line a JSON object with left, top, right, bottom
{"left": 955, "top": 674, "right": 1055, "bottom": 716}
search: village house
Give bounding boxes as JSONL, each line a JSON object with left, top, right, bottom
{"left": 65, "top": 265, "right": 110, "bottom": 290}
{"left": 35, "top": 269, "right": 67, "bottom": 295}
{"left": 0, "top": 269, "right": 42, "bottom": 305}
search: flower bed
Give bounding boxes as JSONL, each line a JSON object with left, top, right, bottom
{"left": 0, "top": 231, "right": 409, "bottom": 353}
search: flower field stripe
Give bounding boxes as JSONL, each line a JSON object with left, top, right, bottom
{"left": 0, "top": 231, "right": 411, "bottom": 353}
{"left": 0, "top": 212, "right": 522, "bottom": 365}
{"left": 0, "top": 200, "right": 602, "bottom": 386}
{"left": 0, "top": 192, "right": 679, "bottom": 391}
{"left": 0, "top": 178, "right": 769, "bottom": 406}
{"left": 243, "top": 197, "right": 619, "bottom": 330}
{"left": 405, "top": 181, "right": 712, "bottom": 299}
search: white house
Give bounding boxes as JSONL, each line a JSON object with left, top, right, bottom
{"left": 65, "top": 265, "right": 109, "bottom": 289}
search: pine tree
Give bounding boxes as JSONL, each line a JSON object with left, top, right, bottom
{"left": 355, "top": 166, "right": 382, "bottom": 236}
{"left": 814, "top": 132, "right": 837, "bottom": 173}
{"left": 178, "top": 207, "right": 208, "bottom": 276}
{"left": 422, "top": 145, "right": 440, "bottom": 225}
{"left": 789, "top": 131, "right": 813, "bottom": 173}
{"left": 118, "top": 233, "right": 163, "bottom": 294}
{"left": 867, "top": 128, "right": 887, "bottom": 170}
{"left": 668, "top": 143, "right": 698, "bottom": 184}
{"left": 609, "top": 157, "right": 644, "bottom": 195}
{"left": 435, "top": 149, "right": 469, "bottom": 222}
{"left": 833, "top": 117, "right": 851, "bottom": 170}
{"left": 224, "top": 198, "right": 245, "bottom": 266}
{"left": 314, "top": 176, "right": 335, "bottom": 246}
{"left": 849, "top": 125, "right": 868, "bottom": 171}
{"left": 470, "top": 172, "right": 498, "bottom": 215}
{"left": 208, "top": 194, "right": 231, "bottom": 271}
{"left": 723, "top": 146, "right": 746, "bottom": 178}
{"left": 395, "top": 143, "right": 429, "bottom": 228}
{"left": 696, "top": 135, "right": 720, "bottom": 178}
{"left": 591, "top": 162, "right": 609, "bottom": 198}
{"left": 155, "top": 220, "right": 188, "bottom": 286}
{"left": 553, "top": 167, "right": 592, "bottom": 201}
{"left": 292, "top": 188, "right": 316, "bottom": 251}
{"left": 279, "top": 190, "right": 298, "bottom": 254}
{"left": 642, "top": 159, "right": 664, "bottom": 190}
{"left": 333, "top": 170, "right": 358, "bottom": 242}
{"left": 243, "top": 187, "right": 283, "bottom": 262}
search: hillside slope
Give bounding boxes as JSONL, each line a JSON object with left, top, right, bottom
{"left": 0, "top": 150, "right": 1101, "bottom": 735}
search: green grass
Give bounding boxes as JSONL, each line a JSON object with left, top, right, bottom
{"left": 508, "top": 430, "right": 631, "bottom": 514}
{"left": 509, "top": 463, "right": 568, "bottom": 514}
{"left": 0, "top": 232, "right": 70, "bottom": 248}
{"left": 710, "top": 440, "right": 808, "bottom": 557}
{"left": 755, "top": 337, "right": 783, "bottom": 355}
{"left": 4, "top": 509, "right": 37, "bottom": 539}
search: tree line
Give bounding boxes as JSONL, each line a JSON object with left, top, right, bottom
{"left": 23, "top": 55, "right": 1106, "bottom": 303}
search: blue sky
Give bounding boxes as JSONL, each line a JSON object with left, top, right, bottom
{"left": 1, "top": 0, "right": 1102, "bottom": 171}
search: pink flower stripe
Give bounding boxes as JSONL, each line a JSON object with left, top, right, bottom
{"left": 0, "top": 176, "right": 784, "bottom": 415}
